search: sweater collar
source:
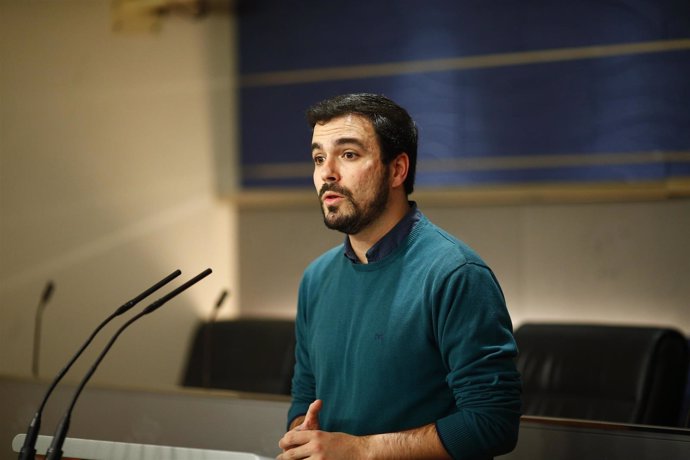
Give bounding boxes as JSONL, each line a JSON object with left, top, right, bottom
{"left": 343, "top": 201, "right": 421, "bottom": 264}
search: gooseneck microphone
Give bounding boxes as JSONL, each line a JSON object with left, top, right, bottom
{"left": 203, "top": 289, "right": 230, "bottom": 387}
{"left": 33, "top": 281, "right": 55, "bottom": 378}
{"left": 212, "top": 289, "right": 229, "bottom": 320}
{"left": 17, "top": 269, "right": 182, "bottom": 460}
{"left": 44, "top": 268, "right": 212, "bottom": 460}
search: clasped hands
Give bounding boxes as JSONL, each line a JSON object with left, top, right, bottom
{"left": 277, "top": 399, "right": 370, "bottom": 460}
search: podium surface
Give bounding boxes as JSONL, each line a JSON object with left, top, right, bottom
{"left": 2, "top": 376, "right": 289, "bottom": 459}
{"left": 12, "top": 434, "right": 273, "bottom": 460}
{"left": 5, "top": 376, "right": 690, "bottom": 460}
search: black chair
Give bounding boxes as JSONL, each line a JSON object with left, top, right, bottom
{"left": 181, "top": 318, "right": 296, "bottom": 396}
{"left": 682, "top": 339, "right": 690, "bottom": 427}
{"left": 515, "top": 323, "right": 689, "bottom": 427}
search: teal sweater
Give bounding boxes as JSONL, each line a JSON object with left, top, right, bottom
{"left": 288, "top": 216, "right": 521, "bottom": 459}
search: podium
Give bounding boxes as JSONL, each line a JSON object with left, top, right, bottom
{"left": 2, "top": 376, "right": 289, "bottom": 459}
{"left": 12, "top": 434, "right": 273, "bottom": 460}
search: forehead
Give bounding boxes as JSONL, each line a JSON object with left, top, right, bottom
{"left": 311, "top": 114, "right": 377, "bottom": 145}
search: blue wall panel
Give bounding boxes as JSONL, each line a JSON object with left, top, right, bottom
{"left": 238, "top": 0, "right": 690, "bottom": 189}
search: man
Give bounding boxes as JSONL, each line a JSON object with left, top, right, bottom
{"left": 278, "top": 93, "right": 521, "bottom": 460}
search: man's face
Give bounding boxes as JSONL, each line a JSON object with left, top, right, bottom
{"left": 311, "top": 114, "right": 390, "bottom": 235}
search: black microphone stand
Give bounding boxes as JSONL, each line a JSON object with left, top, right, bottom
{"left": 202, "top": 289, "right": 229, "bottom": 388}
{"left": 44, "top": 268, "right": 212, "bottom": 460}
{"left": 32, "top": 281, "right": 55, "bottom": 378}
{"left": 18, "top": 270, "right": 181, "bottom": 460}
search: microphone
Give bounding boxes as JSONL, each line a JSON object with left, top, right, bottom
{"left": 211, "top": 289, "right": 229, "bottom": 322}
{"left": 44, "top": 268, "right": 212, "bottom": 460}
{"left": 203, "top": 289, "right": 230, "bottom": 387}
{"left": 33, "top": 281, "right": 56, "bottom": 378}
{"left": 17, "top": 269, "right": 182, "bottom": 460}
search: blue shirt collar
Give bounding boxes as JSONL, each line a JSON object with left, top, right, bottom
{"left": 343, "top": 201, "right": 421, "bottom": 264}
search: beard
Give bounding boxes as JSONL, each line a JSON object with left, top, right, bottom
{"left": 318, "top": 172, "right": 390, "bottom": 235}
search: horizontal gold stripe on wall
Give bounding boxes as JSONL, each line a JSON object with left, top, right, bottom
{"left": 229, "top": 178, "right": 690, "bottom": 209}
{"left": 418, "top": 151, "right": 690, "bottom": 172}
{"left": 240, "top": 39, "right": 690, "bottom": 87}
{"left": 243, "top": 151, "right": 690, "bottom": 180}
{"left": 244, "top": 162, "right": 313, "bottom": 180}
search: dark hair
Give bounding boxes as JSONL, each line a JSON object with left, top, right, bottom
{"left": 306, "top": 93, "right": 418, "bottom": 195}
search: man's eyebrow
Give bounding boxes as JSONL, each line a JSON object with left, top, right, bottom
{"left": 335, "top": 137, "right": 366, "bottom": 149}
{"left": 311, "top": 137, "right": 366, "bottom": 152}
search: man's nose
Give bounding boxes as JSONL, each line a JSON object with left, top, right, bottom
{"left": 320, "top": 156, "right": 339, "bottom": 183}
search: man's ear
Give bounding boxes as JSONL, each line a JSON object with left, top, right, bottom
{"left": 390, "top": 153, "right": 410, "bottom": 189}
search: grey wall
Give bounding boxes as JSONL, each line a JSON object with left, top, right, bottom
{"left": 239, "top": 197, "right": 690, "bottom": 334}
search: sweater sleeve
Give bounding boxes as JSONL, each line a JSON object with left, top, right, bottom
{"left": 286, "top": 274, "right": 317, "bottom": 430}
{"left": 433, "top": 262, "right": 522, "bottom": 459}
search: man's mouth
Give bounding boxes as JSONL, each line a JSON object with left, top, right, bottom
{"left": 319, "top": 184, "right": 352, "bottom": 208}
{"left": 322, "top": 192, "right": 344, "bottom": 206}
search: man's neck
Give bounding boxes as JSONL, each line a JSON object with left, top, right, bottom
{"left": 348, "top": 197, "right": 410, "bottom": 264}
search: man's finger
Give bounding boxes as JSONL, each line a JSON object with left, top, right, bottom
{"left": 279, "top": 429, "right": 312, "bottom": 451}
{"left": 299, "top": 399, "right": 322, "bottom": 431}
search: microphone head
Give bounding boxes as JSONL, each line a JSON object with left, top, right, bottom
{"left": 143, "top": 268, "right": 212, "bottom": 315}
{"left": 41, "top": 281, "right": 55, "bottom": 304}
{"left": 214, "top": 289, "right": 229, "bottom": 310}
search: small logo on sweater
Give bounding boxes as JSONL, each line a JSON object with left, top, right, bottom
{"left": 374, "top": 332, "right": 384, "bottom": 342}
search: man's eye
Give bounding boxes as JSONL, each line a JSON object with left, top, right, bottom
{"left": 343, "top": 151, "right": 357, "bottom": 160}
{"left": 313, "top": 155, "right": 325, "bottom": 165}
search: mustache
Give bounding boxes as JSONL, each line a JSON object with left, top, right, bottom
{"left": 319, "top": 183, "right": 353, "bottom": 200}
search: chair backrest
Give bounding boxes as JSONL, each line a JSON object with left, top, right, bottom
{"left": 181, "top": 318, "right": 296, "bottom": 396}
{"left": 682, "top": 339, "right": 690, "bottom": 427}
{"left": 515, "top": 323, "right": 689, "bottom": 427}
